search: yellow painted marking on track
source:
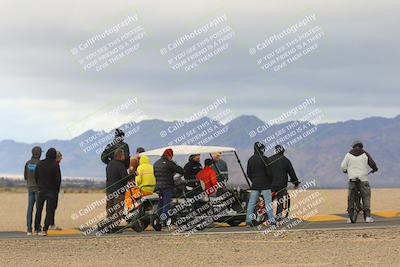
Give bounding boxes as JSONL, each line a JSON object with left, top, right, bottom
{"left": 298, "top": 215, "right": 347, "bottom": 222}
{"left": 372, "top": 210, "right": 400, "bottom": 218}
{"left": 47, "top": 229, "right": 81, "bottom": 236}
{"left": 215, "top": 223, "right": 230, "bottom": 228}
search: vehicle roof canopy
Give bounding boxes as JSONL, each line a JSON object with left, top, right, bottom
{"left": 139, "top": 145, "right": 236, "bottom": 156}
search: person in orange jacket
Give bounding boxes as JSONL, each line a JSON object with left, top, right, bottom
{"left": 196, "top": 159, "right": 218, "bottom": 196}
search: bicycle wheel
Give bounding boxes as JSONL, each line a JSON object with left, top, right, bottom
{"left": 281, "top": 193, "right": 291, "bottom": 219}
{"left": 348, "top": 189, "right": 359, "bottom": 223}
{"left": 251, "top": 207, "right": 267, "bottom": 226}
{"left": 251, "top": 198, "right": 267, "bottom": 226}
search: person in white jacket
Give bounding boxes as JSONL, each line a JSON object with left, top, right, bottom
{"left": 341, "top": 140, "right": 378, "bottom": 223}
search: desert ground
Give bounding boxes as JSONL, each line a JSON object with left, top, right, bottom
{"left": 0, "top": 189, "right": 399, "bottom": 266}
{"left": 0, "top": 227, "right": 399, "bottom": 267}
{"left": 0, "top": 189, "right": 399, "bottom": 231}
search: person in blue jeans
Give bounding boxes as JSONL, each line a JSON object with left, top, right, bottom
{"left": 246, "top": 142, "right": 275, "bottom": 226}
{"left": 24, "top": 146, "right": 42, "bottom": 235}
{"left": 153, "top": 149, "right": 184, "bottom": 229}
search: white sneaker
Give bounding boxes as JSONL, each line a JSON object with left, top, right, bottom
{"left": 48, "top": 225, "right": 62, "bottom": 231}
{"left": 347, "top": 218, "right": 352, "bottom": 224}
{"left": 365, "top": 217, "right": 374, "bottom": 223}
{"left": 226, "top": 208, "right": 237, "bottom": 215}
{"left": 38, "top": 231, "right": 48, "bottom": 236}
{"left": 166, "top": 218, "right": 172, "bottom": 227}
{"left": 27, "top": 232, "right": 32, "bottom": 236}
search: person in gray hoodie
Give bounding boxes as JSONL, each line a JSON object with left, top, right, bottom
{"left": 24, "top": 146, "right": 42, "bottom": 235}
{"left": 341, "top": 140, "right": 378, "bottom": 223}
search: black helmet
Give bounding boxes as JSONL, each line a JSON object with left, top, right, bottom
{"left": 275, "top": 144, "right": 285, "bottom": 154}
{"left": 115, "top": 128, "right": 125, "bottom": 138}
{"left": 352, "top": 140, "right": 363, "bottom": 149}
{"left": 254, "top": 142, "right": 266, "bottom": 154}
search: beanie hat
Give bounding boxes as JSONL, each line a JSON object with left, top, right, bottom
{"left": 163, "top": 148, "right": 174, "bottom": 158}
{"left": 352, "top": 140, "right": 363, "bottom": 149}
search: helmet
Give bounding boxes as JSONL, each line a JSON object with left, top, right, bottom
{"left": 115, "top": 128, "right": 125, "bottom": 138}
{"left": 254, "top": 142, "right": 266, "bottom": 153}
{"left": 275, "top": 144, "right": 285, "bottom": 154}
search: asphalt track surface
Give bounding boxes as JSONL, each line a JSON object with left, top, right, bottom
{"left": 1, "top": 216, "right": 399, "bottom": 240}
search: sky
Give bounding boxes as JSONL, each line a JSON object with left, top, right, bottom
{"left": 0, "top": 0, "right": 399, "bottom": 143}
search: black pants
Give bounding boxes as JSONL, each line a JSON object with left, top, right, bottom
{"left": 35, "top": 191, "right": 58, "bottom": 232}
{"left": 49, "top": 193, "right": 59, "bottom": 226}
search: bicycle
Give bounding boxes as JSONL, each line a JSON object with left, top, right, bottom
{"left": 251, "top": 189, "right": 291, "bottom": 226}
{"left": 347, "top": 178, "right": 363, "bottom": 223}
{"left": 347, "top": 171, "right": 374, "bottom": 224}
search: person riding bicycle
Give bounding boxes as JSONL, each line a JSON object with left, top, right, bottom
{"left": 341, "top": 140, "right": 378, "bottom": 223}
{"left": 269, "top": 145, "right": 300, "bottom": 222}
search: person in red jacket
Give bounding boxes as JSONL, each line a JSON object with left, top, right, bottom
{"left": 196, "top": 159, "right": 218, "bottom": 196}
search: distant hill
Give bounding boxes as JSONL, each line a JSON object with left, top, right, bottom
{"left": 1, "top": 115, "right": 399, "bottom": 188}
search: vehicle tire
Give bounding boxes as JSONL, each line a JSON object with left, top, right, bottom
{"left": 251, "top": 206, "right": 267, "bottom": 226}
{"left": 141, "top": 216, "right": 150, "bottom": 230}
{"left": 195, "top": 223, "right": 206, "bottom": 231}
{"left": 227, "top": 219, "right": 242, "bottom": 227}
{"left": 131, "top": 219, "right": 145, "bottom": 232}
{"left": 152, "top": 216, "right": 162, "bottom": 232}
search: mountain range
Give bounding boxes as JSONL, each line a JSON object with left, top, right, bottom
{"left": 1, "top": 115, "right": 399, "bottom": 188}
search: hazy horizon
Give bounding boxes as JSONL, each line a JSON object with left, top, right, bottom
{"left": 0, "top": 113, "right": 398, "bottom": 144}
{"left": 1, "top": 0, "right": 399, "bottom": 143}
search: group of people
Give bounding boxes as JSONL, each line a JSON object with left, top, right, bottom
{"left": 100, "top": 129, "right": 231, "bottom": 232}
{"left": 245, "top": 139, "right": 379, "bottom": 226}
{"left": 24, "top": 127, "right": 379, "bottom": 235}
{"left": 24, "top": 147, "right": 63, "bottom": 236}
{"left": 245, "top": 142, "right": 300, "bottom": 226}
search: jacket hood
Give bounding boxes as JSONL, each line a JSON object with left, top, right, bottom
{"left": 31, "top": 146, "right": 42, "bottom": 159}
{"left": 139, "top": 155, "right": 151, "bottom": 165}
{"left": 46, "top": 148, "right": 57, "bottom": 160}
{"left": 349, "top": 147, "right": 365, "bottom": 157}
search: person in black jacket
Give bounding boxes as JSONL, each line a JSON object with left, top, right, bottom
{"left": 24, "top": 146, "right": 42, "bottom": 235}
{"left": 101, "top": 128, "right": 130, "bottom": 169}
{"left": 183, "top": 154, "right": 203, "bottom": 195}
{"left": 246, "top": 142, "right": 275, "bottom": 226}
{"left": 154, "top": 149, "right": 184, "bottom": 227}
{"left": 269, "top": 145, "right": 300, "bottom": 221}
{"left": 34, "top": 148, "right": 61, "bottom": 236}
{"left": 103, "top": 148, "right": 133, "bottom": 233}
{"left": 184, "top": 154, "right": 202, "bottom": 180}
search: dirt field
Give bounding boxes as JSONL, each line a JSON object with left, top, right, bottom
{"left": 0, "top": 189, "right": 399, "bottom": 232}
{"left": 0, "top": 227, "right": 399, "bottom": 267}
